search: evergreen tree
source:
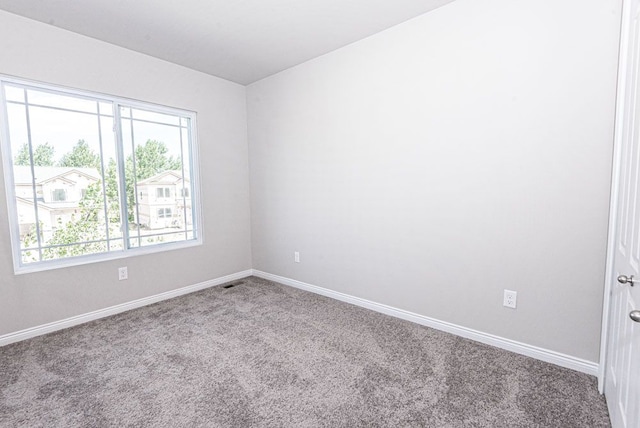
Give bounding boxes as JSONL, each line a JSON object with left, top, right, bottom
{"left": 57, "top": 140, "right": 101, "bottom": 169}
{"left": 133, "top": 139, "right": 181, "bottom": 180}
{"left": 14, "top": 142, "right": 55, "bottom": 166}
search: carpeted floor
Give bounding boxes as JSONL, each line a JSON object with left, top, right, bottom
{"left": 0, "top": 276, "right": 610, "bottom": 427}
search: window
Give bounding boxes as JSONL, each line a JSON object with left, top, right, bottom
{"left": 157, "top": 208, "right": 172, "bottom": 218}
{"left": 156, "top": 187, "right": 170, "bottom": 198}
{"left": 0, "top": 77, "right": 201, "bottom": 273}
{"left": 52, "top": 189, "right": 66, "bottom": 202}
{"left": 181, "top": 187, "right": 189, "bottom": 198}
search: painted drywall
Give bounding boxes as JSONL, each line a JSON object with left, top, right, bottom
{"left": 247, "top": 0, "right": 621, "bottom": 362}
{"left": 0, "top": 10, "right": 252, "bottom": 336}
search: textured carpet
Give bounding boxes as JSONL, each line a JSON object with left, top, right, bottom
{"left": 0, "top": 276, "right": 610, "bottom": 427}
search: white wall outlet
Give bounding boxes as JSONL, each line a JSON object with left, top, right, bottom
{"left": 294, "top": 251, "right": 300, "bottom": 263}
{"left": 118, "top": 267, "right": 128, "bottom": 281}
{"left": 503, "top": 289, "right": 517, "bottom": 309}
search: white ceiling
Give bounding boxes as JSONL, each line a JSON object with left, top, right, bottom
{"left": 0, "top": 0, "right": 455, "bottom": 85}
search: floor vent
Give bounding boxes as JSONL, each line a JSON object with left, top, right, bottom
{"left": 223, "top": 281, "right": 245, "bottom": 289}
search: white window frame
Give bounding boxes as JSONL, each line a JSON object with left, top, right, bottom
{"left": 0, "top": 75, "right": 203, "bottom": 274}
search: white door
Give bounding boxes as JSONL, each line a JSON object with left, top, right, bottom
{"left": 604, "top": 1, "right": 640, "bottom": 426}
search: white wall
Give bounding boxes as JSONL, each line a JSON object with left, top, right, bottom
{"left": 247, "top": 0, "right": 621, "bottom": 362}
{"left": 0, "top": 11, "right": 252, "bottom": 336}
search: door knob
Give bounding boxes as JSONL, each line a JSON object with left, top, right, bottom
{"left": 631, "top": 311, "right": 640, "bottom": 323}
{"left": 617, "top": 274, "right": 637, "bottom": 286}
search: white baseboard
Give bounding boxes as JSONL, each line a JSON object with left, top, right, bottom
{"left": 0, "top": 269, "right": 253, "bottom": 347}
{"left": 2, "top": 268, "right": 599, "bottom": 377}
{"left": 252, "top": 270, "right": 599, "bottom": 377}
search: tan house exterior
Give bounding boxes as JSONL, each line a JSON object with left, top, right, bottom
{"left": 14, "top": 167, "right": 192, "bottom": 242}
{"left": 13, "top": 166, "right": 101, "bottom": 240}
{"left": 136, "top": 170, "right": 192, "bottom": 230}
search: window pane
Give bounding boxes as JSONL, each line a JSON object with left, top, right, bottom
{"left": 139, "top": 231, "right": 188, "bottom": 248}
{"left": 42, "top": 241, "right": 109, "bottom": 260}
{"left": 125, "top": 109, "right": 190, "bottom": 246}
{"left": 14, "top": 164, "right": 40, "bottom": 251}
{"left": 6, "top": 103, "right": 29, "bottom": 165}
{"left": 108, "top": 239, "right": 124, "bottom": 252}
{"left": 128, "top": 237, "right": 140, "bottom": 248}
{"left": 28, "top": 106, "right": 100, "bottom": 158}
{"left": 99, "top": 115, "right": 122, "bottom": 240}
{"left": 132, "top": 108, "right": 181, "bottom": 126}
{"left": 27, "top": 89, "right": 98, "bottom": 114}
{"left": 4, "top": 89, "right": 119, "bottom": 264}
{"left": 5, "top": 85, "right": 25, "bottom": 103}
{"left": 21, "top": 249, "right": 40, "bottom": 264}
{"left": 98, "top": 102, "right": 113, "bottom": 116}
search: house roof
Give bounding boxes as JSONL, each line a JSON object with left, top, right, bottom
{"left": 137, "top": 170, "right": 188, "bottom": 186}
{"left": 16, "top": 196, "right": 52, "bottom": 212}
{"left": 12, "top": 166, "right": 101, "bottom": 186}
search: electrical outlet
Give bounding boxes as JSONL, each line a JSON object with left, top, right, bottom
{"left": 294, "top": 251, "right": 300, "bottom": 263}
{"left": 118, "top": 267, "right": 128, "bottom": 281}
{"left": 503, "top": 289, "right": 517, "bottom": 309}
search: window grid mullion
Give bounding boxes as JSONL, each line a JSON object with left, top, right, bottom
{"left": 187, "top": 120, "right": 197, "bottom": 238}
{"left": 179, "top": 120, "right": 188, "bottom": 240}
{"left": 95, "top": 102, "right": 112, "bottom": 252}
{"left": 23, "top": 89, "right": 44, "bottom": 262}
{"left": 6, "top": 100, "right": 112, "bottom": 118}
{"left": 113, "top": 105, "right": 130, "bottom": 251}
{"left": 128, "top": 113, "right": 142, "bottom": 247}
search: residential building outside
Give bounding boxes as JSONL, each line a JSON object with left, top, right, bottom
{"left": 136, "top": 170, "right": 192, "bottom": 230}
{"left": 15, "top": 167, "right": 191, "bottom": 242}
{"left": 13, "top": 166, "right": 100, "bottom": 242}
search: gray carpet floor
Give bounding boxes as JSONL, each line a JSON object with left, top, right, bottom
{"left": 0, "top": 276, "right": 610, "bottom": 427}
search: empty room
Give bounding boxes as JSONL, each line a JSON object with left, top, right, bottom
{"left": 0, "top": 0, "right": 637, "bottom": 427}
